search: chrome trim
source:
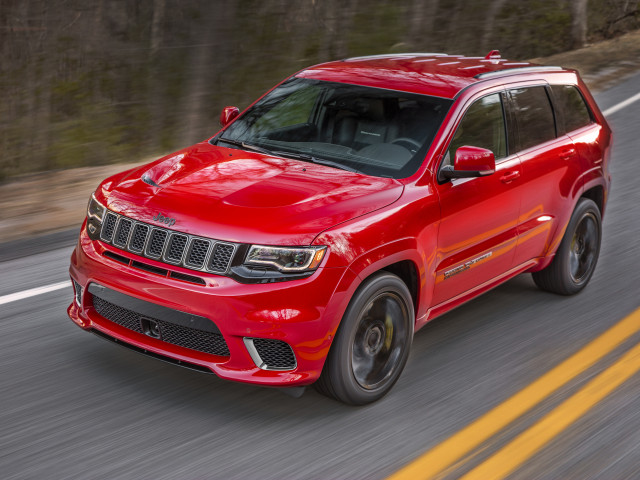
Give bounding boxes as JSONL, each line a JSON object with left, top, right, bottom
{"left": 98, "top": 209, "right": 238, "bottom": 275}
{"left": 474, "top": 65, "right": 563, "bottom": 79}
{"left": 243, "top": 338, "right": 298, "bottom": 371}
{"left": 72, "top": 279, "right": 83, "bottom": 307}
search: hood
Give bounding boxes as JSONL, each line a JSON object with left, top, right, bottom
{"left": 98, "top": 142, "right": 404, "bottom": 245}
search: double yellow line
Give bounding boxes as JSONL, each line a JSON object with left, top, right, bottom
{"left": 387, "top": 307, "right": 640, "bottom": 480}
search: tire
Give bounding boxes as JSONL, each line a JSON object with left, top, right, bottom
{"left": 532, "top": 198, "right": 602, "bottom": 295}
{"left": 316, "top": 272, "right": 414, "bottom": 405}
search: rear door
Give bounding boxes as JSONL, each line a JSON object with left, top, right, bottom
{"left": 508, "top": 85, "right": 585, "bottom": 265}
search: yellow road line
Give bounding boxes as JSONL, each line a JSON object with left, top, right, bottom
{"left": 461, "top": 338, "right": 640, "bottom": 480}
{"left": 387, "top": 307, "right": 640, "bottom": 480}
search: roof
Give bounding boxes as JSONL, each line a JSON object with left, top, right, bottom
{"left": 296, "top": 53, "right": 564, "bottom": 99}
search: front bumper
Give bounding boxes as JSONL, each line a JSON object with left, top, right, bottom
{"left": 68, "top": 227, "right": 353, "bottom": 387}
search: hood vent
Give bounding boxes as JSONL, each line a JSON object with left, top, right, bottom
{"left": 141, "top": 173, "right": 161, "bottom": 187}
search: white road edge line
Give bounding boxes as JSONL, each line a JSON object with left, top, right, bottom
{"left": 603, "top": 91, "right": 640, "bottom": 117}
{"left": 0, "top": 281, "right": 70, "bottom": 306}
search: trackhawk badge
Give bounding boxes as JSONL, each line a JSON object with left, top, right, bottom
{"left": 444, "top": 252, "right": 493, "bottom": 279}
{"left": 153, "top": 213, "right": 176, "bottom": 227}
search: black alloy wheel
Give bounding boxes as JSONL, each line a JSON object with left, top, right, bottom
{"left": 568, "top": 211, "right": 599, "bottom": 284}
{"left": 316, "top": 272, "right": 414, "bottom": 405}
{"left": 533, "top": 198, "right": 602, "bottom": 295}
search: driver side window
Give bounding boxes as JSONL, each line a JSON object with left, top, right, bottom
{"left": 445, "top": 93, "right": 507, "bottom": 165}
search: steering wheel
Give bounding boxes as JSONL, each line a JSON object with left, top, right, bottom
{"left": 391, "top": 137, "right": 421, "bottom": 152}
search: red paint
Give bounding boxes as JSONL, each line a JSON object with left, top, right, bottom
{"left": 454, "top": 146, "right": 496, "bottom": 173}
{"left": 219, "top": 106, "right": 239, "bottom": 127}
{"left": 68, "top": 53, "right": 611, "bottom": 388}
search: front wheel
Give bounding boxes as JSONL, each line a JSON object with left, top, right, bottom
{"left": 316, "top": 272, "right": 414, "bottom": 405}
{"left": 532, "top": 198, "right": 602, "bottom": 295}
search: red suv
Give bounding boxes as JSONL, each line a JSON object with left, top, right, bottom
{"left": 68, "top": 52, "right": 611, "bottom": 405}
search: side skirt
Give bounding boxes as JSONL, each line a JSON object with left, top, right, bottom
{"left": 416, "top": 259, "right": 540, "bottom": 331}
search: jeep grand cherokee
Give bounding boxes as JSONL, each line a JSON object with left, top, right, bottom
{"left": 68, "top": 51, "right": 611, "bottom": 405}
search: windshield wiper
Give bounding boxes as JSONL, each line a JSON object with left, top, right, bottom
{"left": 272, "top": 150, "right": 363, "bottom": 174}
{"left": 218, "top": 138, "right": 362, "bottom": 174}
{"left": 217, "top": 137, "right": 274, "bottom": 156}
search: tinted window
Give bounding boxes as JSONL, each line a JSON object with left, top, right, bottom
{"left": 445, "top": 93, "right": 507, "bottom": 165}
{"left": 510, "top": 86, "right": 556, "bottom": 151}
{"left": 551, "top": 85, "right": 592, "bottom": 133}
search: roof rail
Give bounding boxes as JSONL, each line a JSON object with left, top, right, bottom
{"left": 343, "top": 53, "right": 447, "bottom": 61}
{"left": 474, "top": 66, "right": 564, "bottom": 79}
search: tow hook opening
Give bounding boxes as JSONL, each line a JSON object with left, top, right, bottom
{"left": 140, "top": 317, "right": 162, "bottom": 339}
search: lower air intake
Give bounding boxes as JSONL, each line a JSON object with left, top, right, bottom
{"left": 244, "top": 338, "right": 297, "bottom": 371}
{"left": 92, "top": 295, "right": 230, "bottom": 357}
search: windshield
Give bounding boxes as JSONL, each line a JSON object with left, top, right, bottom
{"left": 214, "top": 77, "right": 452, "bottom": 179}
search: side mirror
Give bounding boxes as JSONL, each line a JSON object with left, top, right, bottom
{"left": 219, "top": 106, "right": 240, "bottom": 127}
{"left": 438, "top": 146, "right": 496, "bottom": 182}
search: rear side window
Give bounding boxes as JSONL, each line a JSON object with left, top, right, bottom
{"left": 509, "top": 86, "right": 556, "bottom": 151}
{"left": 551, "top": 85, "right": 593, "bottom": 133}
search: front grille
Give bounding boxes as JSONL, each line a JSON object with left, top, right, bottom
{"left": 248, "top": 338, "right": 296, "bottom": 370}
{"left": 92, "top": 295, "right": 230, "bottom": 357}
{"left": 98, "top": 209, "right": 238, "bottom": 275}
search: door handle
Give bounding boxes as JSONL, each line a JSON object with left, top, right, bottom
{"left": 500, "top": 171, "right": 520, "bottom": 183}
{"left": 559, "top": 147, "right": 577, "bottom": 160}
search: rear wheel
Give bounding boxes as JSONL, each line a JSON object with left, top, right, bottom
{"left": 316, "top": 272, "right": 414, "bottom": 405}
{"left": 532, "top": 198, "right": 601, "bottom": 295}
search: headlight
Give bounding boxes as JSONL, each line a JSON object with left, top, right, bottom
{"left": 245, "top": 245, "right": 327, "bottom": 273}
{"left": 86, "top": 192, "right": 106, "bottom": 240}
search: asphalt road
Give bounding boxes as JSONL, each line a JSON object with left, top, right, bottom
{"left": 2, "top": 72, "right": 640, "bottom": 480}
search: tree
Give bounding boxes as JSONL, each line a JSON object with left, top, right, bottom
{"left": 569, "top": 0, "right": 588, "bottom": 48}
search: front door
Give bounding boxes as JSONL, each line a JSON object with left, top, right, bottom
{"left": 432, "top": 92, "right": 521, "bottom": 305}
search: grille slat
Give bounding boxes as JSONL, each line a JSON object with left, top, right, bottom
{"left": 129, "top": 224, "right": 150, "bottom": 253}
{"left": 209, "top": 243, "right": 235, "bottom": 273}
{"left": 99, "top": 210, "right": 237, "bottom": 275}
{"left": 101, "top": 213, "right": 118, "bottom": 242}
{"left": 147, "top": 229, "right": 168, "bottom": 258}
{"left": 92, "top": 295, "right": 230, "bottom": 356}
{"left": 185, "top": 239, "right": 210, "bottom": 268}
{"left": 113, "top": 218, "right": 133, "bottom": 247}
{"left": 165, "top": 234, "right": 188, "bottom": 263}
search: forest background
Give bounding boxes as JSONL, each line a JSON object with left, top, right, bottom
{"left": 1, "top": 0, "right": 639, "bottom": 181}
